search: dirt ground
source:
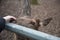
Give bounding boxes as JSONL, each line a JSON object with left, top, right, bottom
{"left": 0, "top": 0, "right": 60, "bottom": 40}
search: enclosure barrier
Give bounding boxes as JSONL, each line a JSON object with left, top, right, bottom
{"left": 5, "top": 23, "right": 60, "bottom": 40}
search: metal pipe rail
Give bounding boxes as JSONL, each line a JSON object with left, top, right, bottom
{"left": 5, "top": 23, "right": 60, "bottom": 40}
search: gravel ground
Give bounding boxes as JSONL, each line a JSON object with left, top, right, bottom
{"left": 0, "top": 0, "right": 60, "bottom": 40}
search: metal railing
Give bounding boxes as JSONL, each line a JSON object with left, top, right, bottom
{"left": 5, "top": 23, "right": 60, "bottom": 40}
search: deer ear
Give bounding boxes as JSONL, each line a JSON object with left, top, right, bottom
{"left": 36, "top": 19, "right": 40, "bottom": 23}
{"left": 29, "top": 19, "right": 40, "bottom": 26}
{"left": 40, "top": 17, "right": 52, "bottom": 26}
{"left": 35, "top": 19, "right": 40, "bottom": 26}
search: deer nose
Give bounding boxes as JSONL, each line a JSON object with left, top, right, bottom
{"left": 9, "top": 18, "right": 17, "bottom": 23}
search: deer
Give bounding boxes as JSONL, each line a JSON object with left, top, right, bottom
{"left": 18, "top": 16, "right": 52, "bottom": 30}
{"left": 16, "top": 16, "right": 52, "bottom": 40}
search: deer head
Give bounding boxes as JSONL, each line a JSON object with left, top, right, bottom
{"left": 19, "top": 16, "right": 52, "bottom": 30}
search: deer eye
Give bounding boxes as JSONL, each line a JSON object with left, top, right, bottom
{"left": 29, "top": 21, "right": 35, "bottom": 25}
